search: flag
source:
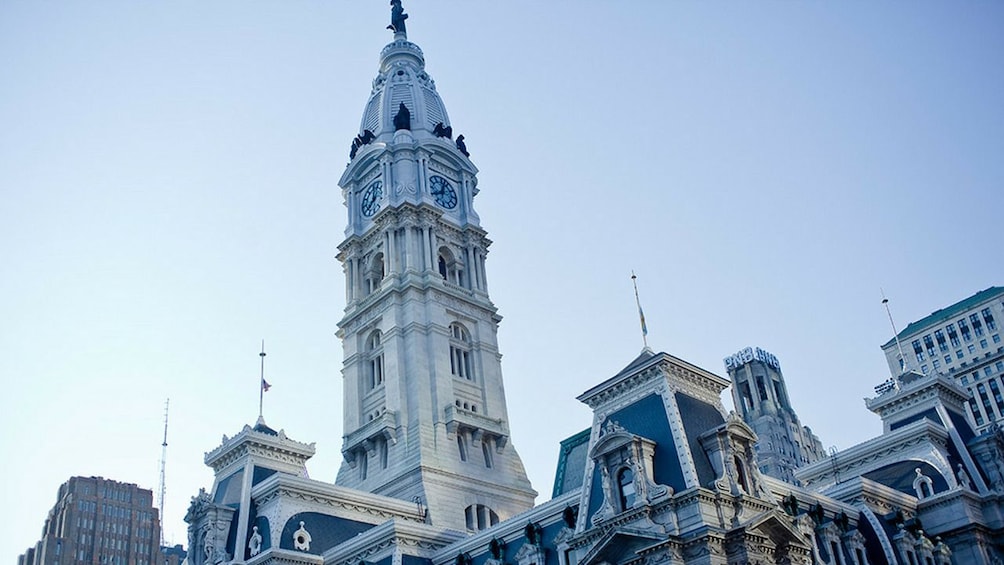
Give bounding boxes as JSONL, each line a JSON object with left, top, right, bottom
{"left": 638, "top": 304, "right": 648, "bottom": 336}
{"left": 261, "top": 378, "right": 271, "bottom": 392}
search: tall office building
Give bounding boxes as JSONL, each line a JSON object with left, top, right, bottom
{"left": 881, "top": 287, "right": 1004, "bottom": 431}
{"left": 724, "top": 346, "right": 825, "bottom": 483}
{"left": 18, "top": 477, "right": 162, "bottom": 565}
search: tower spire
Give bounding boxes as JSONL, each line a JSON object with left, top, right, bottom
{"left": 333, "top": 8, "right": 536, "bottom": 529}
{"left": 631, "top": 271, "right": 650, "bottom": 352}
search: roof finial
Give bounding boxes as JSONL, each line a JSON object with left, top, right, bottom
{"left": 388, "top": 0, "right": 408, "bottom": 39}
{"left": 881, "top": 288, "right": 908, "bottom": 379}
{"left": 631, "top": 271, "right": 651, "bottom": 352}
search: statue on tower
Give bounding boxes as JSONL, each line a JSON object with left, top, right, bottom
{"left": 393, "top": 102, "right": 411, "bottom": 131}
{"left": 388, "top": 0, "right": 408, "bottom": 35}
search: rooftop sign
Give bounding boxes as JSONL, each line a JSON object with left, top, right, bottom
{"left": 724, "top": 346, "right": 781, "bottom": 371}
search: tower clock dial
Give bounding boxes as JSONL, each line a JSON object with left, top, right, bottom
{"left": 428, "top": 175, "right": 458, "bottom": 209}
{"left": 360, "top": 180, "right": 383, "bottom": 217}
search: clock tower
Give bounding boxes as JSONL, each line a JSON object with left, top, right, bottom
{"left": 333, "top": 6, "right": 537, "bottom": 532}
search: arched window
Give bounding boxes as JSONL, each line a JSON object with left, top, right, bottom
{"left": 457, "top": 433, "right": 468, "bottom": 462}
{"left": 449, "top": 323, "right": 473, "bottom": 380}
{"left": 734, "top": 455, "right": 749, "bottom": 494}
{"left": 437, "top": 247, "right": 465, "bottom": 286}
{"left": 366, "top": 330, "right": 384, "bottom": 390}
{"left": 438, "top": 254, "right": 449, "bottom": 280}
{"left": 617, "top": 467, "right": 636, "bottom": 510}
{"left": 366, "top": 252, "right": 385, "bottom": 295}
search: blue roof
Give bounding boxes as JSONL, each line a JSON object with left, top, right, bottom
{"left": 551, "top": 428, "right": 591, "bottom": 498}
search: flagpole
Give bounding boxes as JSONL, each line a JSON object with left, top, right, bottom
{"left": 881, "top": 289, "right": 907, "bottom": 382}
{"left": 259, "top": 339, "right": 266, "bottom": 418}
{"left": 631, "top": 271, "right": 649, "bottom": 350}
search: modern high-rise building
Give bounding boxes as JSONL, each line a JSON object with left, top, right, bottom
{"left": 881, "top": 287, "right": 1004, "bottom": 432}
{"left": 18, "top": 477, "right": 162, "bottom": 565}
{"left": 724, "top": 346, "right": 825, "bottom": 483}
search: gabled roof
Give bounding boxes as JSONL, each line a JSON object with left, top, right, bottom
{"left": 575, "top": 527, "right": 667, "bottom": 565}
{"left": 882, "top": 287, "right": 1004, "bottom": 349}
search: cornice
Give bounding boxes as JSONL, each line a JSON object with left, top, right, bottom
{"left": 429, "top": 492, "right": 578, "bottom": 565}
{"left": 204, "top": 425, "right": 315, "bottom": 472}
{"left": 796, "top": 419, "right": 949, "bottom": 488}
{"left": 866, "top": 375, "right": 971, "bottom": 415}
{"left": 916, "top": 484, "right": 985, "bottom": 514}
{"left": 577, "top": 353, "right": 728, "bottom": 410}
{"left": 760, "top": 475, "right": 861, "bottom": 517}
{"left": 323, "top": 520, "right": 464, "bottom": 565}
{"left": 337, "top": 277, "right": 499, "bottom": 333}
{"left": 251, "top": 474, "right": 425, "bottom": 524}
{"left": 414, "top": 466, "right": 537, "bottom": 501}
{"left": 812, "top": 476, "right": 918, "bottom": 516}
{"left": 247, "top": 548, "right": 324, "bottom": 565}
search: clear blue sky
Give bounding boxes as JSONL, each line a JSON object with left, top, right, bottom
{"left": 2, "top": 1, "right": 1002, "bottom": 559}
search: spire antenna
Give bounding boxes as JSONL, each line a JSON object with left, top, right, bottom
{"left": 259, "top": 340, "right": 269, "bottom": 419}
{"left": 881, "top": 288, "right": 909, "bottom": 378}
{"left": 631, "top": 271, "right": 650, "bottom": 351}
{"left": 157, "top": 398, "right": 169, "bottom": 546}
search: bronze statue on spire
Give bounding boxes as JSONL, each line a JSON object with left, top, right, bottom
{"left": 388, "top": 0, "right": 408, "bottom": 35}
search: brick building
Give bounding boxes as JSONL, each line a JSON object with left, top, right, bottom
{"left": 18, "top": 477, "right": 163, "bottom": 565}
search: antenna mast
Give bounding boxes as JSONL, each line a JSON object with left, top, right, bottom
{"left": 881, "top": 288, "right": 909, "bottom": 376}
{"left": 158, "top": 398, "right": 169, "bottom": 546}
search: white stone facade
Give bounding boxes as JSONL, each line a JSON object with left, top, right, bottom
{"left": 332, "top": 23, "right": 535, "bottom": 532}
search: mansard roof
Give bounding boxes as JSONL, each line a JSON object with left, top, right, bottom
{"left": 552, "top": 428, "right": 590, "bottom": 498}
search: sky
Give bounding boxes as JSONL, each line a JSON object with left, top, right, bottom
{"left": 2, "top": 1, "right": 1003, "bottom": 560}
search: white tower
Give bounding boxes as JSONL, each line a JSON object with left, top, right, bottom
{"left": 334, "top": 7, "right": 536, "bottom": 532}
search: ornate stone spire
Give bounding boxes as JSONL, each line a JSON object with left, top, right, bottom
{"left": 333, "top": 6, "right": 536, "bottom": 531}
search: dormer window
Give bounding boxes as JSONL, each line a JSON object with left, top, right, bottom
{"left": 588, "top": 420, "right": 670, "bottom": 525}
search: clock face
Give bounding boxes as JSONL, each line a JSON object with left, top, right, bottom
{"left": 429, "top": 175, "right": 458, "bottom": 209}
{"left": 360, "top": 180, "right": 383, "bottom": 217}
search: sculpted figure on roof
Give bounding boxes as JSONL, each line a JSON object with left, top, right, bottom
{"left": 388, "top": 0, "right": 408, "bottom": 35}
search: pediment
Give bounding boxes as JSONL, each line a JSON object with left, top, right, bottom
{"left": 739, "top": 510, "right": 811, "bottom": 551}
{"left": 576, "top": 527, "right": 666, "bottom": 565}
{"left": 589, "top": 430, "right": 635, "bottom": 458}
